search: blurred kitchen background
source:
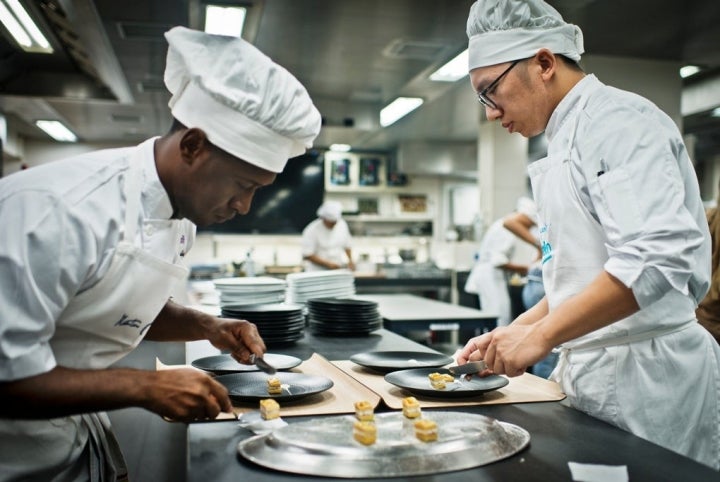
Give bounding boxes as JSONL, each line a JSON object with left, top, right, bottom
{"left": 1, "top": 0, "right": 720, "bottom": 305}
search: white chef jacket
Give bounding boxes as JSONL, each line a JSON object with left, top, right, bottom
{"left": 0, "top": 138, "right": 194, "bottom": 380}
{"left": 0, "top": 138, "right": 195, "bottom": 480}
{"left": 529, "top": 74, "right": 719, "bottom": 469}
{"left": 464, "top": 218, "right": 519, "bottom": 325}
{"left": 301, "top": 218, "right": 352, "bottom": 271}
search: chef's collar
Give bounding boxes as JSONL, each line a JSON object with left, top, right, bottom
{"left": 545, "top": 74, "right": 599, "bottom": 142}
{"left": 136, "top": 137, "right": 174, "bottom": 220}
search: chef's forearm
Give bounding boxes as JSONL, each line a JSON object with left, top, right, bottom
{"left": 503, "top": 212, "right": 539, "bottom": 249}
{"left": 0, "top": 366, "right": 157, "bottom": 418}
{"left": 534, "top": 270, "right": 640, "bottom": 347}
{"left": 304, "top": 254, "right": 334, "bottom": 269}
{"left": 513, "top": 296, "right": 549, "bottom": 326}
{"left": 144, "top": 299, "right": 216, "bottom": 341}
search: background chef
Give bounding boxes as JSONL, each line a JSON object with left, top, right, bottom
{"left": 301, "top": 200, "right": 356, "bottom": 271}
{"left": 0, "top": 27, "right": 320, "bottom": 481}
{"left": 464, "top": 197, "right": 538, "bottom": 326}
{"left": 456, "top": 0, "right": 720, "bottom": 469}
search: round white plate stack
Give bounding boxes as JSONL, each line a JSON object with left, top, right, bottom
{"left": 285, "top": 270, "right": 356, "bottom": 305}
{"left": 212, "top": 276, "right": 287, "bottom": 307}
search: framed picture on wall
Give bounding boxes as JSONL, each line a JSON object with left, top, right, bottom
{"left": 329, "top": 158, "right": 351, "bottom": 185}
{"left": 358, "top": 157, "right": 381, "bottom": 186}
{"left": 397, "top": 194, "right": 428, "bottom": 214}
{"left": 357, "top": 197, "right": 379, "bottom": 215}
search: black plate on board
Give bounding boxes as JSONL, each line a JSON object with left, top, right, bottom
{"left": 350, "top": 351, "right": 454, "bottom": 373}
{"left": 384, "top": 368, "right": 508, "bottom": 398}
{"left": 215, "top": 372, "right": 334, "bottom": 402}
{"left": 191, "top": 353, "right": 303, "bottom": 375}
{"left": 222, "top": 303, "right": 303, "bottom": 313}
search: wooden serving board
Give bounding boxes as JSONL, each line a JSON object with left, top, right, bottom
{"left": 332, "top": 360, "right": 565, "bottom": 410}
{"left": 156, "top": 353, "right": 381, "bottom": 420}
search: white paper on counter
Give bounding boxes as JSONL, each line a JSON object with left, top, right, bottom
{"left": 568, "top": 462, "right": 629, "bottom": 482}
{"left": 237, "top": 411, "right": 288, "bottom": 434}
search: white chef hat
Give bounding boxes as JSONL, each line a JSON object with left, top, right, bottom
{"left": 516, "top": 196, "right": 537, "bottom": 219}
{"left": 466, "top": 0, "right": 584, "bottom": 70}
{"left": 163, "top": 27, "right": 321, "bottom": 173}
{"left": 317, "top": 201, "right": 343, "bottom": 222}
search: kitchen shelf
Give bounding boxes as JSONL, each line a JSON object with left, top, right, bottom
{"left": 344, "top": 215, "right": 433, "bottom": 222}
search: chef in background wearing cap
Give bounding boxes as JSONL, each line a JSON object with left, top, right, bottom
{"left": 456, "top": 0, "right": 719, "bottom": 469}
{"left": 0, "top": 27, "right": 320, "bottom": 480}
{"left": 302, "top": 200, "right": 356, "bottom": 271}
{"left": 465, "top": 197, "right": 538, "bottom": 326}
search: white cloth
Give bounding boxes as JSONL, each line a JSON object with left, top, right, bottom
{"left": 0, "top": 138, "right": 194, "bottom": 480}
{"left": 466, "top": 0, "right": 583, "bottom": 69}
{"left": 301, "top": 218, "right": 352, "bottom": 271}
{"left": 164, "top": 26, "right": 321, "bottom": 173}
{"left": 568, "top": 462, "right": 628, "bottom": 482}
{"left": 464, "top": 218, "right": 518, "bottom": 325}
{"left": 316, "top": 200, "right": 343, "bottom": 222}
{"left": 515, "top": 196, "right": 537, "bottom": 219}
{"left": 528, "top": 74, "right": 720, "bottom": 469}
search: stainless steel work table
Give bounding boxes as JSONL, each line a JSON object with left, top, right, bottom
{"left": 359, "top": 293, "right": 497, "bottom": 345}
{"left": 185, "top": 329, "right": 716, "bottom": 482}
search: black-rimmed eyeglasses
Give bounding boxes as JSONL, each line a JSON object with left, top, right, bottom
{"left": 476, "top": 59, "right": 522, "bottom": 109}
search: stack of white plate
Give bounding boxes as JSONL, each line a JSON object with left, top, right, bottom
{"left": 285, "top": 270, "right": 356, "bottom": 305}
{"left": 213, "top": 276, "right": 287, "bottom": 307}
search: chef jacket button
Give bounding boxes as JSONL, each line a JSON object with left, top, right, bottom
{"left": 144, "top": 225, "right": 154, "bottom": 236}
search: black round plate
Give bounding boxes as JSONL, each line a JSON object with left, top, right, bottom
{"left": 350, "top": 351, "right": 454, "bottom": 373}
{"left": 222, "top": 303, "right": 303, "bottom": 313}
{"left": 190, "top": 353, "right": 302, "bottom": 375}
{"left": 384, "top": 368, "right": 508, "bottom": 398}
{"left": 215, "top": 371, "right": 334, "bottom": 402}
{"left": 307, "top": 298, "right": 378, "bottom": 308}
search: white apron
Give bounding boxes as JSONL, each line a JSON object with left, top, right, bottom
{"left": 529, "top": 94, "right": 720, "bottom": 469}
{"left": 0, "top": 144, "right": 190, "bottom": 481}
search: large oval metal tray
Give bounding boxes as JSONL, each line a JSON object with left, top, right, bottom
{"left": 238, "top": 411, "right": 530, "bottom": 478}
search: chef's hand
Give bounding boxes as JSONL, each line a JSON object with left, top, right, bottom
{"left": 207, "top": 317, "right": 267, "bottom": 364}
{"left": 458, "top": 324, "right": 552, "bottom": 378}
{"left": 457, "top": 332, "right": 495, "bottom": 377}
{"left": 144, "top": 368, "right": 232, "bottom": 422}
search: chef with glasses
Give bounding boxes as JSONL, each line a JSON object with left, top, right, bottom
{"left": 457, "top": 0, "right": 720, "bottom": 470}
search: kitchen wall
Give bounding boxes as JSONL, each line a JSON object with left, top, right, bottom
{"left": 4, "top": 53, "right": 718, "bottom": 273}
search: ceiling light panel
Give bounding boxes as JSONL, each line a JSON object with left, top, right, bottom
{"left": 380, "top": 97, "right": 424, "bottom": 127}
{"left": 204, "top": 4, "right": 246, "bottom": 37}
{"left": 35, "top": 120, "right": 77, "bottom": 142}
{"left": 0, "top": 0, "right": 53, "bottom": 53}
{"left": 430, "top": 49, "right": 469, "bottom": 82}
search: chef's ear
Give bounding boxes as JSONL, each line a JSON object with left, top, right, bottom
{"left": 179, "top": 128, "right": 211, "bottom": 165}
{"left": 535, "top": 48, "right": 556, "bottom": 81}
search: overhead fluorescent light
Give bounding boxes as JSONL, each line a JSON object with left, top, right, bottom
{"left": 680, "top": 65, "right": 701, "bottom": 78}
{"left": 430, "top": 49, "right": 469, "bottom": 82}
{"left": 329, "top": 143, "right": 351, "bottom": 152}
{"left": 35, "top": 120, "right": 77, "bottom": 142}
{"left": 380, "top": 97, "right": 424, "bottom": 127}
{"left": 0, "top": 0, "right": 52, "bottom": 53}
{"left": 204, "top": 4, "right": 246, "bottom": 37}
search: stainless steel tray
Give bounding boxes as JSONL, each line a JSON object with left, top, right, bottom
{"left": 237, "top": 411, "right": 530, "bottom": 478}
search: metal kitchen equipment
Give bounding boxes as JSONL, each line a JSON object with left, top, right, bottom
{"left": 238, "top": 411, "right": 530, "bottom": 478}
